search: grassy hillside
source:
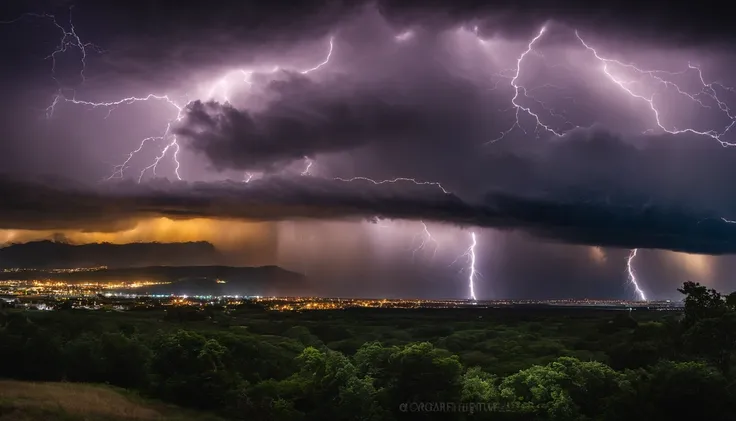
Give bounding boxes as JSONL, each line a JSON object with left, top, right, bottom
{"left": 0, "top": 381, "right": 224, "bottom": 421}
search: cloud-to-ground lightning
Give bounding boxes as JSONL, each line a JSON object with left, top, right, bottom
{"left": 466, "top": 231, "right": 479, "bottom": 300}
{"left": 626, "top": 249, "right": 647, "bottom": 301}
{"left": 448, "top": 231, "right": 479, "bottom": 300}
{"left": 336, "top": 176, "right": 479, "bottom": 299}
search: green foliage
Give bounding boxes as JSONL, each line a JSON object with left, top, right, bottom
{"left": 678, "top": 281, "right": 736, "bottom": 374}
{"left": 149, "top": 330, "right": 243, "bottom": 410}
{"left": 607, "top": 361, "right": 734, "bottom": 421}
{"left": 4, "top": 282, "right": 736, "bottom": 420}
{"left": 388, "top": 342, "right": 463, "bottom": 404}
{"left": 679, "top": 281, "right": 727, "bottom": 324}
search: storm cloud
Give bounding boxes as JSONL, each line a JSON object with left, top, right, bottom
{"left": 174, "top": 64, "right": 496, "bottom": 171}
{"left": 1, "top": 170, "right": 736, "bottom": 254}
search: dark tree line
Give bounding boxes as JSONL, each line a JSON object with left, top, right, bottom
{"left": 0, "top": 282, "right": 735, "bottom": 420}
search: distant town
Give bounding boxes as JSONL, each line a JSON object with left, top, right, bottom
{"left": 0, "top": 270, "right": 684, "bottom": 312}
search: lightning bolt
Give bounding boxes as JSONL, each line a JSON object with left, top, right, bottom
{"left": 722, "top": 217, "right": 736, "bottom": 224}
{"left": 574, "top": 31, "right": 736, "bottom": 147}
{"left": 333, "top": 176, "right": 451, "bottom": 194}
{"left": 1, "top": 7, "right": 103, "bottom": 85}
{"left": 335, "top": 176, "right": 477, "bottom": 298}
{"left": 467, "top": 231, "right": 479, "bottom": 300}
{"left": 301, "top": 157, "right": 314, "bottom": 176}
{"left": 300, "top": 37, "right": 334, "bottom": 74}
{"left": 626, "top": 249, "right": 647, "bottom": 301}
{"left": 411, "top": 221, "right": 439, "bottom": 260}
{"left": 488, "top": 25, "right": 567, "bottom": 143}
{"left": 43, "top": 35, "right": 335, "bottom": 182}
{"left": 488, "top": 25, "right": 736, "bottom": 147}
{"left": 443, "top": 230, "right": 481, "bottom": 301}
{"left": 448, "top": 231, "right": 479, "bottom": 301}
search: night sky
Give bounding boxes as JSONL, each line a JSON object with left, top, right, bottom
{"left": 1, "top": 0, "right": 735, "bottom": 300}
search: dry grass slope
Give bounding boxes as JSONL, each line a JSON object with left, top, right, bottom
{"left": 0, "top": 380, "right": 224, "bottom": 421}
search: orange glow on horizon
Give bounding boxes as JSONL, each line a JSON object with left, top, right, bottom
{"left": 0, "top": 217, "right": 275, "bottom": 252}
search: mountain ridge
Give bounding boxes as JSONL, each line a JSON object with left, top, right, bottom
{"left": 0, "top": 240, "right": 224, "bottom": 268}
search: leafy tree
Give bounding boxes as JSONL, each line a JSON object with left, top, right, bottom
{"left": 683, "top": 313, "right": 736, "bottom": 375}
{"left": 678, "top": 281, "right": 726, "bottom": 325}
{"left": 212, "top": 331, "right": 301, "bottom": 382}
{"left": 354, "top": 341, "right": 394, "bottom": 383}
{"left": 498, "top": 357, "right": 624, "bottom": 421}
{"left": 98, "top": 332, "right": 152, "bottom": 388}
{"left": 337, "top": 375, "right": 392, "bottom": 421}
{"left": 284, "top": 326, "right": 324, "bottom": 348}
{"left": 245, "top": 347, "right": 389, "bottom": 420}
{"left": 678, "top": 282, "right": 736, "bottom": 374}
{"left": 294, "top": 347, "right": 388, "bottom": 419}
{"left": 607, "top": 361, "right": 734, "bottom": 421}
{"left": 459, "top": 367, "right": 514, "bottom": 420}
{"left": 499, "top": 364, "right": 575, "bottom": 420}
{"left": 551, "top": 357, "right": 624, "bottom": 419}
{"left": 385, "top": 342, "right": 464, "bottom": 420}
{"left": 725, "top": 291, "right": 736, "bottom": 310}
{"left": 245, "top": 377, "right": 307, "bottom": 420}
{"left": 20, "top": 330, "right": 65, "bottom": 381}
{"left": 606, "top": 321, "right": 681, "bottom": 370}
{"left": 63, "top": 333, "right": 104, "bottom": 382}
{"left": 0, "top": 327, "right": 27, "bottom": 378}
{"left": 150, "top": 330, "right": 243, "bottom": 410}
{"left": 460, "top": 367, "right": 498, "bottom": 403}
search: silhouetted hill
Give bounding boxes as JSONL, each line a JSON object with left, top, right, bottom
{"left": 0, "top": 240, "right": 223, "bottom": 268}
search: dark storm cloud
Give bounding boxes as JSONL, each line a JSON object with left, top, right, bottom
{"left": 3, "top": 0, "right": 729, "bottom": 92}
{"left": 489, "top": 128, "right": 736, "bottom": 214}
{"left": 378, "top": 0, "right": 736, "bottom": 46}
{"left": 177, "top": 92, "right": 422, "bottom": 171}
{"left": 174, "top": 66, "right": 494, "bottom": 171}
{"left": 13, "top": 0, "right": 730, "bottom": 47}
{"left": 0, "top": 175, "right": 477, "bottom": 231}
{"left": 2, "top": 173, "right": 736, "bottom": 254}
